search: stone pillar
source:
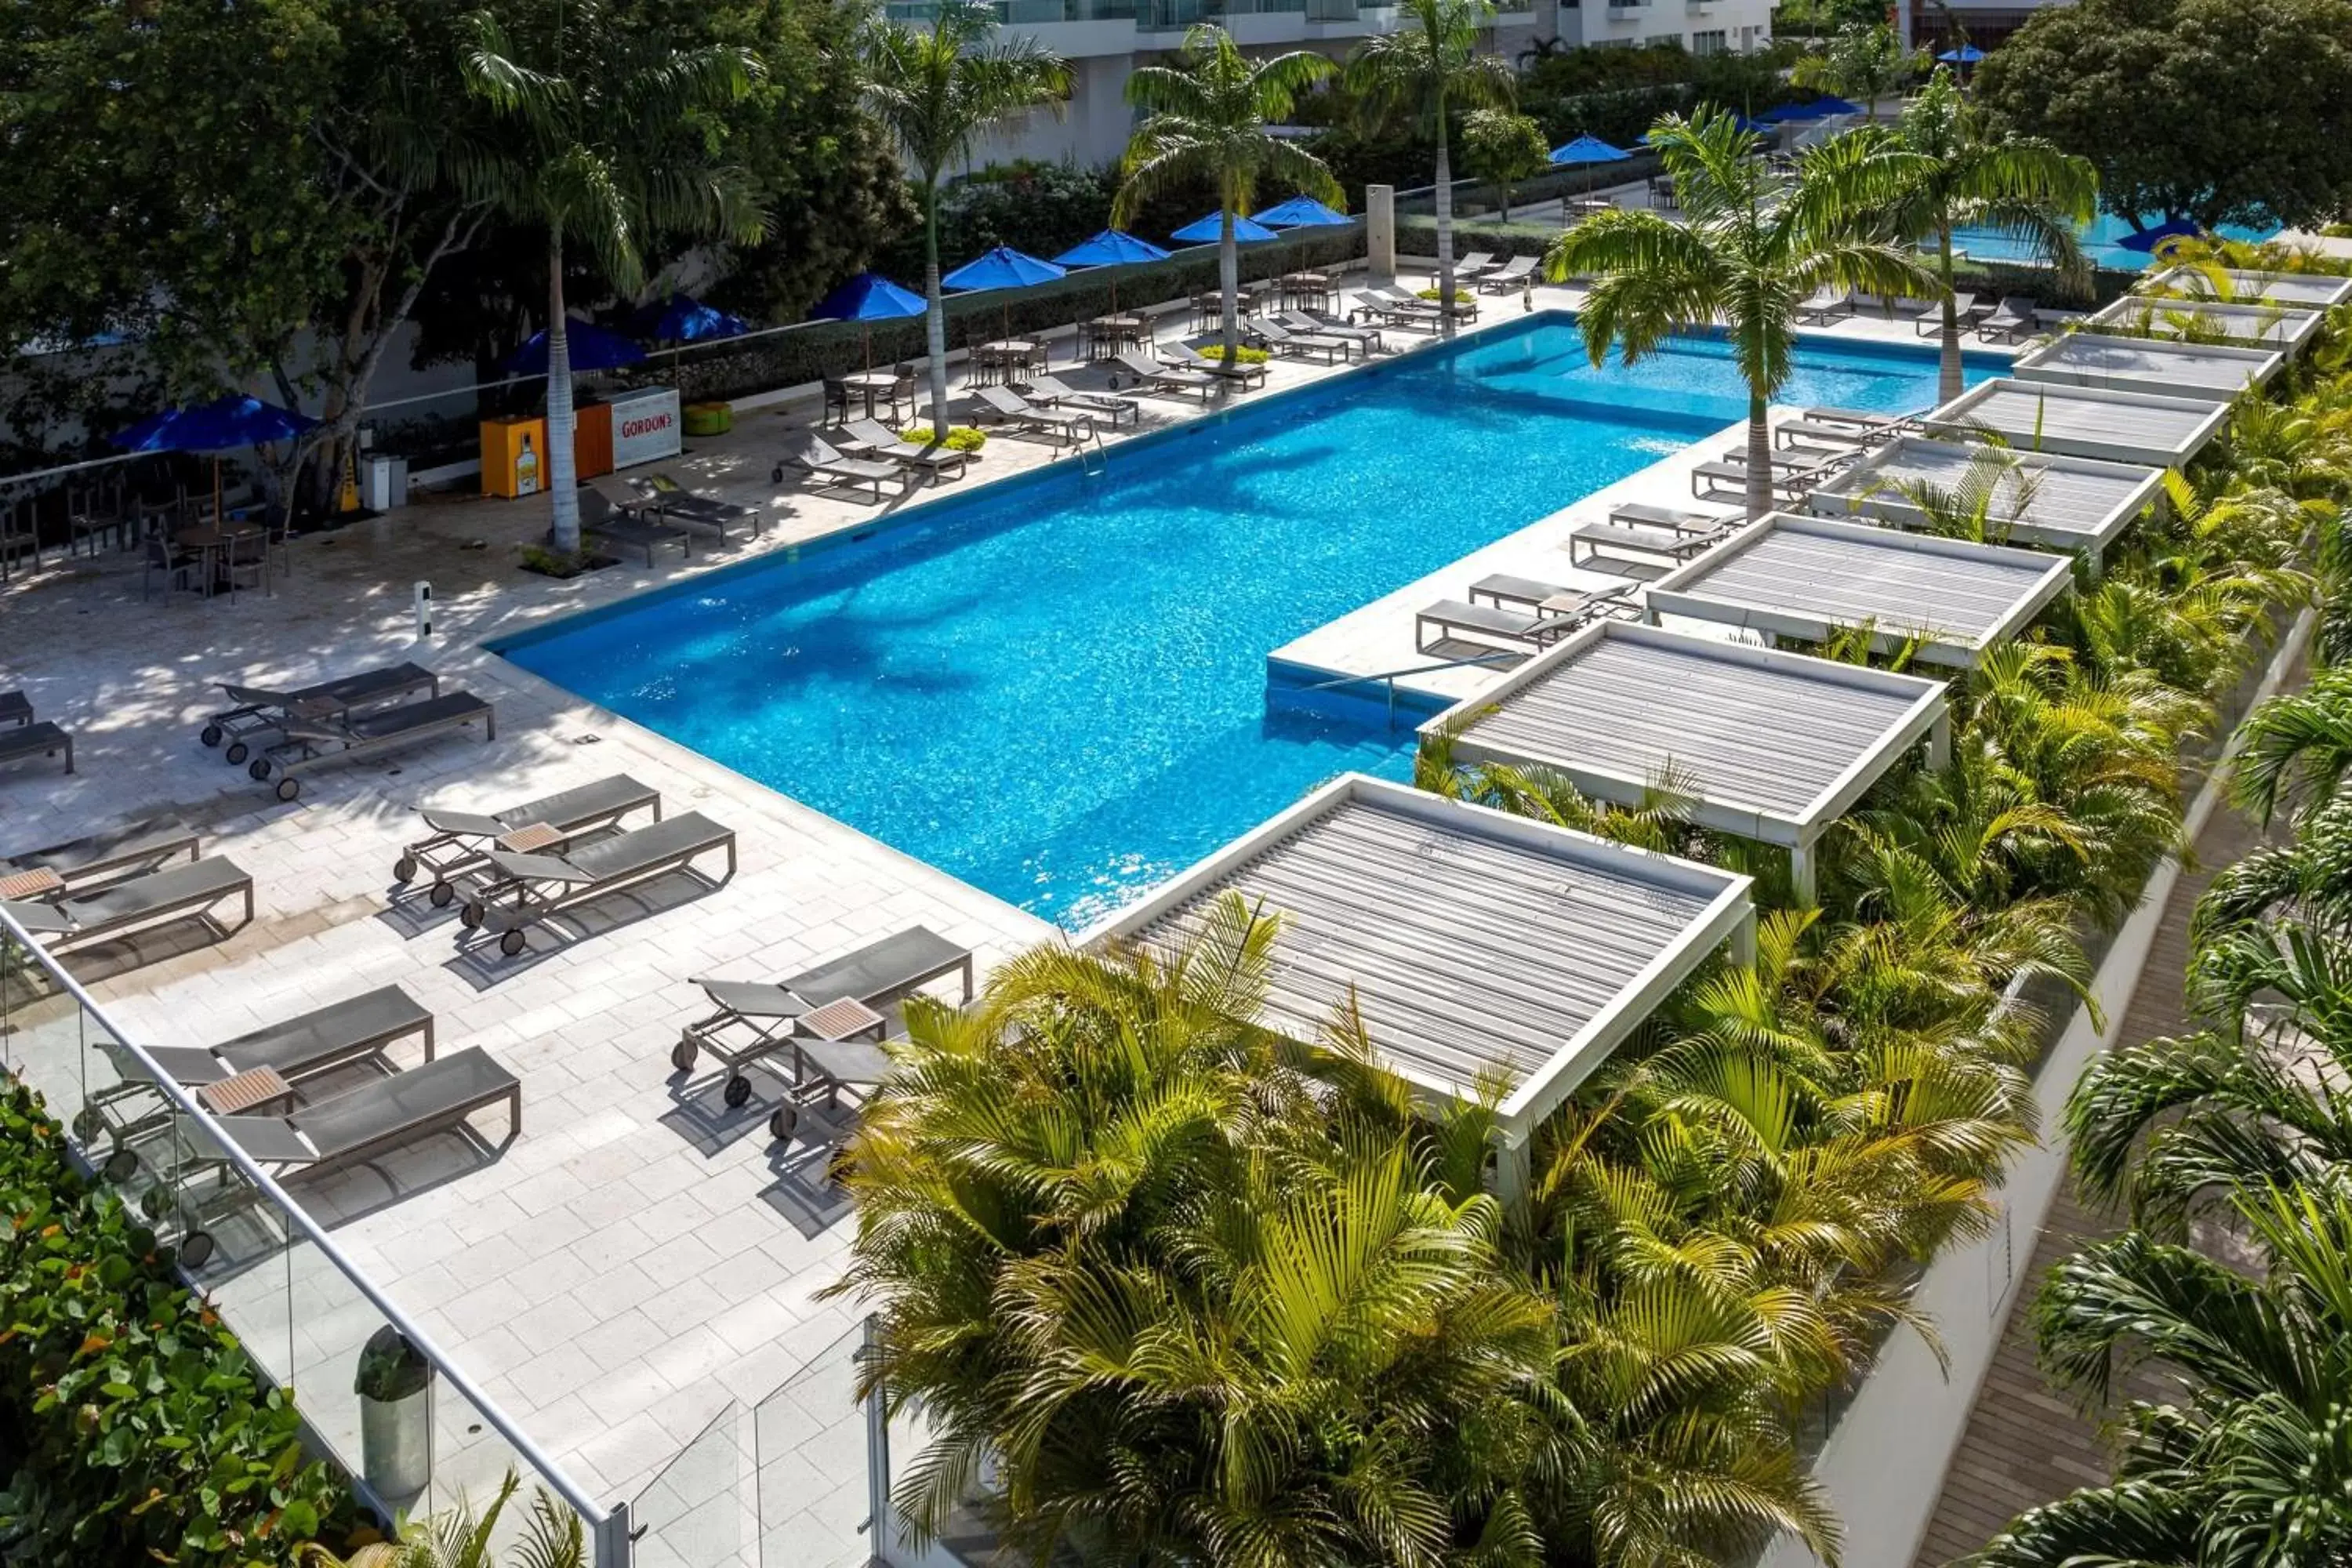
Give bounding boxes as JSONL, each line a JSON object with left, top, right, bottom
{"left": 1366, "top": 183, "right": 1397, "bottom": 285}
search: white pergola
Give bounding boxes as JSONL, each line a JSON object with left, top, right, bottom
{"left": 2136, "top": 265, "right": 2352, "bottom": 313}
{"left": 1806, "top": 436, "right": 2165, "bottom": 572}
{"left": 2012, "top": 332, "right": 2284, "bottom": 405}
{"left": 1417, "top": 620, "right": 1949, "bottom": 902}
{"left": 2086, "top": 295, "right": 2325, "bottom": 356}
{"left": 1924, "top": 378, "right": 2233, "bottom": 468}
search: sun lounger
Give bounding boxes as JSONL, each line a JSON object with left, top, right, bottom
{"left": 1720, "top": 444, "right": 1847, "bottom": 471}
{"left": 1609, "top": 502, "right": 1735, "bottom": 534}
{"left": 1915, "top": 292, "right": 1981, "bottom": 335}
{"left": 779, "top": 434, "right": 904, "bottom": 501}
{"left": 1163, "top": 342, "right": 1268, "bottom": 388}
{"left": 839, "top": 419, "right": 975, "bottom": 483}
{"left": 1346, "top": 289, "right": 1439, "bottom": 330}
{"left": 1804, "top": 406, "right": 1912, "bottom": 433}
{"left": 673, "top": 925, "right": 975, "bottom": 1131}
{"left": 1112, "top": 349, "right": 1218, "bottom": 401}
{"left": 578, "top": 482, "right": 691, "bottom": 566}
{"left": 5, "top": 856, "right": 253, "bottom": 954}
{"left": 1570, "top": 518, "right": 1737, "bottom": 568}
{"left": 1451, "top": 250, "right": 1498, "bottom": 280}
{"left": 1976, "top": 296, "right": 2038, "bottom": 343}
{"left": 1474, "top": 256, "right": 1537, "bottom": 295}
{"left": 1467, "top": 575, "right": 1635, "bottom": 622}
{"left": 200, "top": 662, "right": 440, "bottom": 764}
{"left": 250, "top": 691, "right": 494, "bottom": 802}
{"left": 1278, "top": 310, "right": 1382, "bottom": 351}
{"left": 1414, "top": 599, "right": 1583, "bottom": 655}
{"left": 1017, "top": 374, "right": 1140, "bottom": 428}
{"left": 630, "top": 473, "right": 765, "bottom": 541}
{"left": 1691, "top": 460, "right": 1827, "bottom": 503}
{"left": 6, "top": 818, "right": 199, "bottom": 894}
{"left": 1774, "top": 419, "right": 1883, "bottom": 450}
{"left": 1797, "top": 287, "right": 1855, "bottom": 325}
{"left": 1248, "top": 318, "right": 1353, "bottom": 364}
{"left": 974, "top": 385, "right": 1096, "bottom": 444}
{"left": 463, "top": 811, "right": 736, "bottom": 956}
{"left": 215, "top": 1047, "right": 521, "bottom": 1182}
{"left": 394, "top": 772, "right": 662, "bottom": 905}
{"left": 0, "top": 722, "right": 73, "bottom": 778}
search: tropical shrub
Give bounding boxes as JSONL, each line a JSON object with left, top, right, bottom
{"left": 1189, "top": 343, "right": 1270, "bottom": 365}
{"left": 898, "top": 425, "right": 986, "bottom": 452}
{"left": 0, "top": 1084, "right": 350, "bottom": 1565}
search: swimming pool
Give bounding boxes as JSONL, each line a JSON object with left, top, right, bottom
{"left": 498, "top": 314, "right": 1994, "bottom": 927}
{"left": 1951, "top": 211, "right": 2278, "bottom": 272}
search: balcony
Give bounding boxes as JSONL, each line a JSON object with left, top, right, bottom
{"left": 886, "top": 0, "right": 1137, "bottom": 20}
{"left": 1137, "top": 0, "right": 1308, "bottom": 29}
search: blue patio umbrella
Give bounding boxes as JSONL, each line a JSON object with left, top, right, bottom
{"left": 1053, "top": 229, "right": 1173, "bottom": 311}
{"left": 630, "top": 292, "right": 750, "bottom": 344}
{"left": 506, "top": 320, "right": 646, "bottom": 376}
{"left": 1806, "top": 95, "right": 1864, "bottom": 116}
{"left": 942, "top": 245, "right": 1068, "bottom": 342}
{"left": 1549, "top": 133, "right": 1631, "bottom": 166}
{"left": 112, "top": 394, "right": 319, "bottom": 526}
{"left": 1173, "top": 212, "right": 1279, "bottom": 245}
{"left": 2118, "top": 216, "right": 2202, "bottom": 254}
{"left": 1250, "top": 195, "right": 1352, "bottom": 228}
{"left": 810, "top": 270, "right": 927, "bottom": 368}
{"left": 1936, "top": 44, "right": 1985, "bottom": 63}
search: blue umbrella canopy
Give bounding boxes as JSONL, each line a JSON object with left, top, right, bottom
{"left": 1250, "top": 195, "right": 1351, "bottom": 228}
{"left": 112, "top": 394, "right": 317, "bottom": 452}
{"left": 942, "top": 245, "right": 1067, "bottom": 292}
{"left": 1053, "top": 229, "right": 1174, "bottom": 268}
{"left": 1174, "top": 212, "right": 1279, "bottom": 244}
{"left": 1549, "top": 133, "right": 1631, "bottom": 165}
{"left": 2118, "top": 216, "right": 2202, "bottom": 254}
{"left": 1936, "top": 44, "right": 1985, "bottom": 62}
{"left": 810, "top": 272, "right": 927, "bottom": 322}
{"left": 1804, "top": 96, "right": 1863, "bottom": 116}
{"left": 506, "top": 320, "right": 646, "bottom": 376}
{"left": 630, "top": 293, "right": 750, "bottom": 344}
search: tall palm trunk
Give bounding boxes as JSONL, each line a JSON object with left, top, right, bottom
{"left": 1744, "top": 393, "right": 1773, "bottom": 521}
{"left": 1218, "top": 201, "right": 1240, "bottom": 366}
{"left": 1935, "top": 227, "right": 1963, "bottom": 405}
{"left": 1433, "top": 124, "right": 1458, "bottom": 339}
{"left": 545, "top": 233, "right": 581, "bottom": 552}
{"left": 922, "top": 176, "right": 951, "bottom": 443}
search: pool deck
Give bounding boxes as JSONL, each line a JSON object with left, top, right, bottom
{"left": 0, "top": 267, "right": 2010, "bottom": 1544}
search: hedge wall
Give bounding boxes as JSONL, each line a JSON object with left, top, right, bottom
{"left": 0, "top": 1085, "right": 351, "bottom": 1565}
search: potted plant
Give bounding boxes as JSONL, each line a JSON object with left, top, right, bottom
{"left": 354, "top": 1326, "right": 435, "bottom": 1499}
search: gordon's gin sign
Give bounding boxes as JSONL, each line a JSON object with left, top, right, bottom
{"left": 610, "top": 387, "right": 683, "bottom": 467}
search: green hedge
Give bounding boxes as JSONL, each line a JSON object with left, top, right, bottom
{"left": 0, "top": 1085, "right": 350, "bottom": 1565}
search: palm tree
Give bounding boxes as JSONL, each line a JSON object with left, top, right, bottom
{"left": 299, "top": 1472, "right": 583, "bottom": 1567}
{"left": 859, "top": 2, "right": 1069, "bottom": 443}
{"left": 457, "top": 6, "right": 764, "bottom": 554}
{"left": 1114, "top": 26, "right": 1339, "bottom": 369}
{"left": 2231, "top": 664, "right": 2352, "bottom": 825}
{"left": 1545, "top": 110, "right": 1930, "bottom": 519}
{"left": 1870, "top": 68, "right": 2096, "bottom": 403}
{"left": 1791, "top": 22, "right": 1920, "bottom": 121}
{"left": 1345, "top": 0, "right": 1515, "bottom": 339}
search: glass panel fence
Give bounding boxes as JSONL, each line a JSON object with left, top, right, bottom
{"left": 634, "top": 1399, "right": 753, "bottom": 1568}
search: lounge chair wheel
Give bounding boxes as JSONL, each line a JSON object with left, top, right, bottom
{"left": 771, "top": 464, "right": 784, "bottom": 483}
{"left": 103, "top": 1148, "right": 141, "bottom": 1184}
{"left": 499, "top": 928, "right": 527, "bottom": 957}
{"left": 724, "top": 1074, "right": 753, "bottom": 1109}
{"left": 178, "top": 1229, "right": 215, "bottom": 1269}
{"left": 429, "top": 880, "right": 455, "bottom": 908}
{"left": 71, "top": 1106, "right": 105, "bottom": 1145}
{"left": 671, "top": 1036, "right": 699, "bottom": 1073}
{"left": 768, "top": 1103, "right": 798, "bottom": 1142}
{"left": 201, "top": 724, "right": 223, "bottom": 748}
{"left": 225, "top": 741, "right": 249, "bottom": 764}
{"left": 248, "top": 758, "right": 271, "bottom": 781}
{"left": 460, "top": 901, "right": 486, "bottom": 929}
{"left": 140, "top": 1184, "right": 175, "bottom": 1222}
{"left": 394, "top": 854, "right": 418, "bottom": 884}
{"left": 275, "top": 778, "right": 301, "bottom": 802}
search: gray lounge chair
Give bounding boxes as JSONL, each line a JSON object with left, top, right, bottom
{"left": 1774, "top": 419, "right": 1882, "bottom": 450}
{"left": 579, "top": 483, "right": 691, "bottom": 566}
{"left": 1111, "top": 350, "right": 1217, "bottom": 401}
{"left": 1610, "top": 502, "right": 1737, "bottom": 533}
{"left": 1414, "top": 599, "right": 1581, "bottom": 655}
{"left": 780, "top": 434, "right": 902, "bottom": 502}
{"left": 630, "top": 473, "right": 765, "bottom": 541}
{"left": 1915, "top": 292, "right": 1980, "bottom": 335}
{"left": 5, "top": 856, "right": 253, "bottom": 953}
{"left": 1277, "top": 310, "right": 1382, "bottom": 351}
{"left": 1017, "top": 374, "right": 1140, "bottom": 428}
{"left": 394, "top": 772, "right": 662, "bottom": 905}
{"left": 1474, "top": 256, "right": 1537, "bottom": 294}
{"left": 0, "top": 691, "right": 30, "bottom": 727}
{"left": 975, "top": 385, "right": 1095, "bottom": 444}
{"left": 200, "top": 662, "right": 440, "bottom": 764}
{"left": 1797, "top": 287, "right": 1855, "bottom": 325}
{"left": 1976, "top": 296, "right": 2038, "bottom": 343}
{"left": 0, "top": 722, "right": 73, "bottom": 777}
{"left": 463, "top": 810, "right": 737, "bottom": 956}
{"left": 1804, "top": 406, "right": 1913, "bottom": 434}
{"left": 673, "top": 925, "right": 975, "bottom": 1131}
{"left": 1468, "top": 575, "right": 1635, "bottom": 622}
{"left": 1691, "top": 460, "right": 1821, "bottom": 503}
{"left": 1248, "top": 318, "right": 1352, "bottom": 364}
{"left": 6, "top": 818, "right": 199, "bottom": 894}
{"left": 1162, "top": 342, "right": 1268, "bottom": 388}
{"left": 838, "top": 419, "right": 975, "bottom": 483}
{"left": 250, "top": 691, "right": 495, "bottom": 802}
{"left": 216, "top": 1047, "right": 521, "bottom": 1182}
{"left": 1452, "top": 250, "right": 1498, "bottom": 281}
{"left": 1351, "top": 287, "right": 1441, "bottom": 328}
{"left": 1570, "top": 518, "right": 1737, "bottom": 567}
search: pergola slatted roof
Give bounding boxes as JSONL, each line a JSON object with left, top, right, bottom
{"left": 2012, "top": 332, "right": 2283, "bottom": 403}
{"left": 1806, "top": 437, "right": 2165, "bottom": 565}
{"left": 1642, "top": 512, "right": 2074, "bottom": 667}
{"left": 1923, "top": 377, "right": 2231, "bottom": 466}
{"left": 2085, "top": 296, "right": 2325, "bottom": 355}
{"left": 2135, "top": 266, "right": 2352, "bottom": 313}
{"left": 1092, "top": 775, "right": 1755, "bottom": 1140}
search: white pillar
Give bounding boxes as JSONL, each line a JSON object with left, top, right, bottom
{"left": 1493, "top": 1132, "right": 1531, "bottom": 1208}
{"left": 1366, "top": 184, "right": 1397, "bottom": 285}
{"left": 1929, "top": 710, "right": 1952, "bottom": 770}
{"left": 1791, "top": 842, "right": 1817, "bottom": 907}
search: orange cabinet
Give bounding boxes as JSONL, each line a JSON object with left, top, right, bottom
{"left": 480, "top": 416, "right": 548, "bottom": 499}
{"left": 572, "top": 401, "right": 614, "bottom": 479}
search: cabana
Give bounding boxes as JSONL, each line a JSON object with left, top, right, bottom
{"left": 2135, "top": 266, "right": 2352, "bottom": 313}
{"left": 1643, "top": 511, "right": 2075, "bottom": 668}
{"left": 1923, "top": 378, "right": 2230, "bottom": 468}
{"left": 2085, "top": 296, "right": 2325, "bottom": 357}
{"left": 1418, "top": 621, "right": 1948, "bottom": 902}
{"left": 1089, "top": 773, "right": 1755, "bottom": 1181}
{"left": 1806, "top": 437, "right": 2164, "bottom": 573}
{"left": 2010, "top": 332, "right": 2283, "bottom": 405}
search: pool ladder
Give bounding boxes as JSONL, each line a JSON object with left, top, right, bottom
{"left": 1297, "top": 649, "right": 1522, "bottom": 729}
{"left": 1075, "top": 428, "right": 1109, "bottom": 479}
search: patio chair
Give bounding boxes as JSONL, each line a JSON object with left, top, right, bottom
{"left": 1162, "top": 342, "right": 1269, "bottom": 388}
{"left": 578, "top": 483, "right": 691, "bottom": 567}
{"left": 1111, "top": 350, "right": 1218, "bottom": 401}
{"left": 0, "top": 691, "right": 27, "bottom": 728}
{"left": 821, "top": 376, "right": 853, "bottom": 426}
{"left": 1016, "top": 374, "right": 1140, "bottom": 428}
{"left": 1247, "top": 318, "right": 1352, "bottom": 364}
{"left": 777, "top": 434, "right": 903, "bottom": 502}
{"left": 0, "top": 721, "right": 72, "bottom": 778}
{"left": 215, "top": 1047, "right": 521, "bottom": 1184}
{"left": 1976, "top": 296, "right": 2038, "bottom": 343}
{"left": 1467, "top": 575, "right": 1636, "bottom": 623}
{"left": 6, "top": 818, "right": 199, "bottom": 895}
{"left": 143, "top": 535, "right": 197, "bottom": 600}
{"left": 974, "top": 385, "right": 1096, "bottom": 445}
{"left": 462, "top": 810, "right": 737, "bottom": 957}
{"left": 1608, "top": 502, "right": 1737, "bottom": 534}
{"left": 393, "top": 772, "right": 662, "bottom": 906}
{"left": 630, "top": 473, "right": 765, "bottom": 542}
{"left": 673, "top": 925, "right": 975, "bottom": 1130}
{"left": 4, "top": 856, "right": 253, "bottom": 954}
{"left": 1797, "top": 287, "right": 1855, "bottom": 325}
{"left": 1916, "top": 292, "right": 1980, "bottom": 336}
{"left": 199, "top": 661, "right": 440, "bottom": 764}
{"left": 1474, "top": 256, "right": 1537, "bottom": 294}
{"left": 838, "top": 418, "right": 975, "bottom": 484}
{"left": 1569, "top": 518, "right": 1737, "bottom": 568}
{"left": 1414, "top": 599, "right": 1582, "bottom": 655}
{"left": 249, "top": 691, "right": 495, "bottom": 802}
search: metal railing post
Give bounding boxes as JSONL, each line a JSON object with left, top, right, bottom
{"left": 593, "top": 1500, "right": 633, "bottom": 1568}
{"left": 863, "top": 1316, "right": 891, "bottom": 1567}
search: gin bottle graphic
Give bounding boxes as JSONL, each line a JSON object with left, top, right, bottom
{"left": 516, "top": 432, "right": 541, "bottom": 495}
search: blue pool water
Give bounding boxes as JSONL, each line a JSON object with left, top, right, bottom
{"left": 1951, "top": 211, "right": 2278, "bottom": 272}
{"left": 499, "top": 315, "right": 1994, "bottom": 927}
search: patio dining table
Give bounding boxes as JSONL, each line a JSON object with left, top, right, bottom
{"left": 1081, "top": 314, "right": 1151, "bottom": 360}
{"left": 172, "top": 522, "right": 267, "bottom": 600}
{"left": 841, "top": 370, "right": 900, "bottom": 421}
{"left": 1278, "top": 271, "right": 1333, "bottom": 313}
{"left": 970, "top": 339, "right": 1044, "bottom": 386}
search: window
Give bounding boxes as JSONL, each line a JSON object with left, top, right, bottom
{"left": 1691, "top": 27, "right": 1726, "bottom": 51}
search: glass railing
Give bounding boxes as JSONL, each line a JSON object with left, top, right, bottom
{"left": 0, "top": 913, "right": 626, "bottom": 1566}
{"left": 1138, "top": 0, "right": 1310, "bottom": 25}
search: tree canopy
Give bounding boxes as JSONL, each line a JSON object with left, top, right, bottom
{"left": 1974, "top": 0, "right": 2352, "bottom": 232}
